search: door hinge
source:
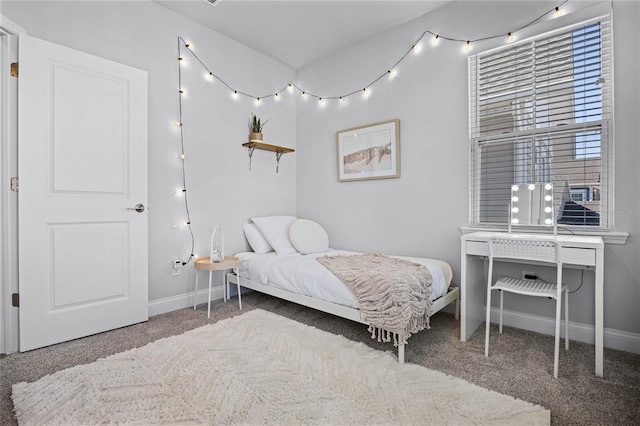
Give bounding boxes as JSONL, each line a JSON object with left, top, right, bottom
{"left": 10, "top": 177, "right": 18, "bottom": 192}
{"left": 12, "top": 293, "right": 19, "bottom": 307}
{"left": 10, "top": 62, "right": 18, "bottom": 77}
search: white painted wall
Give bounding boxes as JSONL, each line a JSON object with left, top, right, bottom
{"left": 1, "top": 0, "right": 298, "bottom": 304}
{"left": 296, "top": 1, "right": 640, "bottom": 336}
{"left": 2, "top": 0, "right": 638, "bottom": 346}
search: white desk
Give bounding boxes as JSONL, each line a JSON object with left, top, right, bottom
{"left": 460, "top": 231, "right": 605, "bottom": 377}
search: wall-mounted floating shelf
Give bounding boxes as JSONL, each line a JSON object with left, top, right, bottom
{"left": 242, "top": 141, "right": 295, "bottom": 173}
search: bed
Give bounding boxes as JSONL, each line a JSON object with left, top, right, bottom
{"left": 226, "top": 216, "right": 460, "bottom": 363}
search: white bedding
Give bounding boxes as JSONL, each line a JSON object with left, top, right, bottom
{"left": 235, "top": 250, "right": 453, "bottom": 309}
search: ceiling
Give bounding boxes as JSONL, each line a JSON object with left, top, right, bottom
{"left": 155, "top": 0, "right": 450, "bottom": 69}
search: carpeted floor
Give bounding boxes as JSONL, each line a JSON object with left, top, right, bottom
{"left": 1, "top": 292, "right": 639, "bottom": 425}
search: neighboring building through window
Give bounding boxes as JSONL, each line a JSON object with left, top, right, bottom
{"left": 468, "top": 15, "right": 613, "bottom": 229}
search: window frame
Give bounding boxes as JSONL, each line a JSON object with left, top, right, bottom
{"left": 468, "top": 14, "right": 615, "bottom": 233}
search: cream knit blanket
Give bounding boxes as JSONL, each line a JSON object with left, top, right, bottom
{"left": 317, "top": 253, "right": 433, "bottom": 346}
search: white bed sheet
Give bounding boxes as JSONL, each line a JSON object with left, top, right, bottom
{"left": 235, "top": 250, "right": 453, "bottom": 309}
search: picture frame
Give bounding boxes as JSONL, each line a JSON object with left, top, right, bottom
{"left": 336, "top": 119, "right": 400, "bottom": 182}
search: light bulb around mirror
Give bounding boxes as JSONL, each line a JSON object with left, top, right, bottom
{"left": 545, "top": 183, "right": 553, "bottom": 190}
{"left": 545, "top": 195, "right": 552, "bottom": 201}
{"left": 512, "top": 196, "right": 519, "bottom": 203}
{"left": 545, "top": 218, "right": 553, "bottom": 225}
{"left": 512, "top": 207, "right": 519, "bottom": 213}
{"left": 511, "top": 185, "right": 519, "bottom": 191}
{"left": 528, "top": 184, "right": 536, "bottom": 191}
{"left": 512, "top": 218, "right": 519, "bottom": 224}
{"left": 545, "top": 206, "right": 552, "bottom": 213}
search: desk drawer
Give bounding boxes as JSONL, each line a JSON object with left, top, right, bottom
{"left": 466, "top": 241, "right": 489, "bottom": 256}
{"left": 561, "top": 247, "right": 596, "bottom": 266}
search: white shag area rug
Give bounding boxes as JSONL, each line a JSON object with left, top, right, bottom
{"left": 13, "top": 309, "right": 550, "bottom": 425}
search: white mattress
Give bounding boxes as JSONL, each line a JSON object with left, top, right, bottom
{"left": 235, "top": 250, "right": 453, "bottom": 309}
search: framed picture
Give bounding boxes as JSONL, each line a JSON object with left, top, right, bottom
{"left": 336, "top": 119, "right": 400, "bottom": 182}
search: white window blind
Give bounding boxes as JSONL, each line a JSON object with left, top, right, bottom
{"left": 469, "top": 15, "right": 613, "bottom": 229}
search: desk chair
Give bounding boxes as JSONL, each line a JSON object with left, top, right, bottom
{"left": 485, "top": 237, "right": 569, "bottom": 378}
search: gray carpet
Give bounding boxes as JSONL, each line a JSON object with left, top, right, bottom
{"left": 1, "top": 292, "right": 639, "bottom": 425}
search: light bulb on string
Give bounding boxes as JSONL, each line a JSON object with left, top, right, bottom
{"left": 363, "top": 87, "right": 370, "bottom": 98}
{"left": 255, "top": 97, "right": 261, "bottom": 106}
{"left": 554, "top": 6, "right": 563, "bottom": 17}
{"left": 180, "top": 153, "right": 186, "bottom": 160}
{"left": 274, "top": 92, "right": 280, "bottom": 101}
{"left": 388, "top": 69, "right": 397, "bottom": 79}
{"left": 205, "top": 71, "right": 213, "bottom": 81}
{"left": 287, "top": 83, "right": 294, "bottom": 93}
{"left": 431, "top": 34, "right": 440, "bottom": 46}
{"left": 174, "top": 121, "right": 182, "bottom": 127}
{"left": 231, "top": 90, "right": 238, "bottom": 100}
{"left": 463, "top": 41, "right": 472, "bottom": 53}
{"left": 507, "top": 32, "right": 514, "bottom": 42}
{"left": 185, "top": 42, "right": 193, "bottom": 50}
{"left": 412, "top": 42, "right": 423, "bottom": 54}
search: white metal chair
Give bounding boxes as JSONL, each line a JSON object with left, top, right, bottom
{"left": 485, "top": 237, "right": 569, "bottom": 378}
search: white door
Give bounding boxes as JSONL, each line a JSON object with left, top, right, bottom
{"left": 17, "top": 35, "right": 148, "bottom": 351}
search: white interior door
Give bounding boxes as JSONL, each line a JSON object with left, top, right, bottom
{"left": 18, "top": 35, "right": 148, "bottom": 351}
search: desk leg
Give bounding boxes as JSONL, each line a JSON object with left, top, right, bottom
{"left": 595, "top": 248, "right": 604, "bottom": 378}
{"left": 461, "top": 242, "right": 487, "bottom": 342}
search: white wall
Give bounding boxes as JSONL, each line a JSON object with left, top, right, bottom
{"left": 2, "top": 0, "right": 638, "bottom": 344}
{"left": 296, "top": 1, "right": 640, "bottom": 336}
{"left": 0, "top": 0, "right": 298, "bottom": 303}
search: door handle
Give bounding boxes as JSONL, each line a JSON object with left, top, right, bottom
{"left": 127, "top": 203, "right": 145, "bottom": 213}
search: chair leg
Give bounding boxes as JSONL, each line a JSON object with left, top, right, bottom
{"left": 554, "top": 291, "right": 562, "bottom": 379}
{"left": 499, "top": 290, "right": 504, "bottom": 334}
{"left": 564, "top": 286, "right": 569, "bottom": 350}
{"left": 485, "top": 262, "right": 493, "bottom": 357}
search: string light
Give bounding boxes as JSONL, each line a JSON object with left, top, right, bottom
{"left": 205, "top": 71, "right": 213, "bottom": 81}
{"left": 174, "top": 1, "right": 567, "bottom": 105}
{"left": 274, "top": 92, "right": 280, "bottom": 101}
{"left": 388, "top": 69, "right": 397, "bottom": 79}
{"left": 554, "top": 6, "right": 563, "bottom": 17}
{"left": 174, "top": 37, "right": 195, "bottom": 266}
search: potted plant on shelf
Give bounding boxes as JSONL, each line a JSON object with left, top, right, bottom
{"left": 249, "top": 113, "right": 269, "bottom": 142}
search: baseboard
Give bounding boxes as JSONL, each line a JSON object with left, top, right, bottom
{"left": 490, "top": 307, "right": 640, "bottom": 354}
{"left": 148, "top": 287, "right": 225, "bottom": 317}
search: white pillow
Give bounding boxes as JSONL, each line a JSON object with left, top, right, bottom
{"left": 242, "top": 222, "right": 273, "bottom": 254}
{"left": 251, "top": 216, "right": 298, "bottom": 256}
{"left": 288, "top": 219, "right": 329, "bottom": 255}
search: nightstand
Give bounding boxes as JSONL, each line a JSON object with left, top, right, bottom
{"left": 194, "top": 256, "right": 240, "bottom": 318}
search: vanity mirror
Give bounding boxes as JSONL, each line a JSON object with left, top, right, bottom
{"left": 509, "top": 183, "right": 556, "bottom": 232}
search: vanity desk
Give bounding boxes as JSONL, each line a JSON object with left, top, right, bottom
{"left": 460, "top": 231, "right": 605, "bottom": 377}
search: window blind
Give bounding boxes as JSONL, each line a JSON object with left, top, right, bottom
{"left": 469, "top": 15, "right": 612, "bottom": 229}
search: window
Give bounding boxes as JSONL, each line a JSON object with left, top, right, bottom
{"left": 468, "top": 16, "right": 613, "bottom": 229}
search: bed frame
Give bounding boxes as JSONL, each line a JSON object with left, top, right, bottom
{"left": 226, "top": 272, "right": 460, "bottom": 364}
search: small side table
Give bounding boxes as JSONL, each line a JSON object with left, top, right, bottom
{"left": 194, "top": 256, "right": 240, "bottom": 318}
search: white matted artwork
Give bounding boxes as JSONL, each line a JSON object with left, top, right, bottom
{"left": 336, "top": 119, "right": 400, "bottom": 182}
